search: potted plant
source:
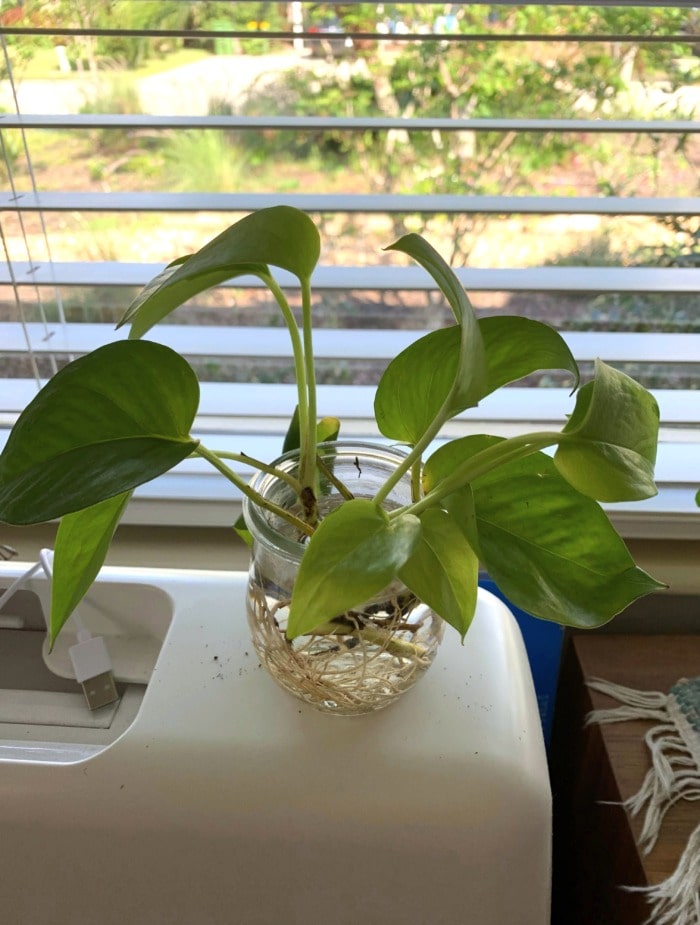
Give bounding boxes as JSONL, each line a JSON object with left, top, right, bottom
{"left": 0, "top": 206, "right": 664, "bottom": 714}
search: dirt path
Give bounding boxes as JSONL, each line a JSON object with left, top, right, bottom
{"left": 0, "top": 51, "right": 305, "bottom": 116}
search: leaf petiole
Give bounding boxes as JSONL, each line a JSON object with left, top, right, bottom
{"left": 391, "top": 431, "right": 561, "bottom": 519}
{"left": 195, "top": 444, "right": 314, "bottom": 536}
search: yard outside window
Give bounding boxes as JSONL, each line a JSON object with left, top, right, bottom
{"left": 0, "top": 1, "right": 697, "bottom": 536}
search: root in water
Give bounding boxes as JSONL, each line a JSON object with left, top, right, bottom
{"left": 247, "top": 578, "right": 442, "bottom": 714}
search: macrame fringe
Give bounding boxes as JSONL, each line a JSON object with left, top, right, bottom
{"left": 586, "top": 677, "right": 670, "bottom": 726}
{"left": 586, "top": 676, "right": 700, "bottom": 925}
{"left": 623, "top": 824, "right": 700, "bottom": 925}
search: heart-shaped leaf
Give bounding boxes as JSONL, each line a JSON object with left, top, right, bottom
{"left": 398, "top": 507, "right": 478, "bottom": 640}
{"left": 376, "top": 315, "right": 580, "bottom": 444}
{"left": 424, "top": 436, "right": 664, "bottom": 627}
{"left": 479, "top": 315, "right": 580, "bottom": 393}
{"left": 472, "top": 449, "right": 664, "bottom": 627}
{"left": 50, "top": 492, "right": 132, "bottom": 648}
{"left": 555, "top": 359, "right": 659, "bottom": 501}
{"left": 0, "top": 340, "right": 199, "bottom": 524}
{"left": 121, "top": 205, "right": 321, "bottom": 338}
{"left": 375, "top": 234, "right": 487, "bottom": 443}
{"left": 287, "top": 499, "right": 421, "bottom": 638}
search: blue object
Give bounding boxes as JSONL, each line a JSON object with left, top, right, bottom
{"left": 479, "top": 574, "right": 565, "bottom": 747}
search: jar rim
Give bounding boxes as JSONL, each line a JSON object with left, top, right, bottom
{"left": 241, "top": 441, "right": 411, "bottom": 560}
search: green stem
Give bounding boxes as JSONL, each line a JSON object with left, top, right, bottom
{"left": 316, "top": 454, "right": 355, "bottom": 501}
{"left": 392, "top": 431, "right": 561, "bottom": 519}
{"left": 195, "top": 444, "right": 314, "bottom": 536}
{"left": 262, "top": 271, "right": 309, "bottom": 456}
{"left": 410, "top": 458, "right": 422, "bottom": 503}
{"left": 373, "top": 413, "right": 447, "bottom": 508}
{"left": 299, "top": 276, "right": 318, "bottom": 498}
{"left": 209, "top": 450, "right": 302, "bottom": 495}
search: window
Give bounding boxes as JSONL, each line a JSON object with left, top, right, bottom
{"left": 1, "top": 2, "right": 698, "bottom": 537}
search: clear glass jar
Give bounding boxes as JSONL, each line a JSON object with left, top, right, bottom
{"left": 242, "top": 442, "right": 444, "bottom": 715}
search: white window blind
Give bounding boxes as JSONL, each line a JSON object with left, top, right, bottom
{"left": 0, "top": 2, "right": 698, "bottom": 537}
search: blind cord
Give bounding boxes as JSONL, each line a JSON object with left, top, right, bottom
{"left": 0, "top": 32, "right": 69, "bottom": 378}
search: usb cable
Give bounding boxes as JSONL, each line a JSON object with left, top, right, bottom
{"left": 0, "top": 549, "right": 118, "bottom": 711}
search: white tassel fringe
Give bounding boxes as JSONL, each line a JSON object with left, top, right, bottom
{"left": 586, "top": 676, "right": 700, "bottom": 925}
{"left": 624, "top": 825, "right": 700, "bottom": 925}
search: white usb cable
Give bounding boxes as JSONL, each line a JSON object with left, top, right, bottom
{"left": 0, "top": 549, "right": 118, "bottom": 711}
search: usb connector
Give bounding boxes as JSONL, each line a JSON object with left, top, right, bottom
{"left": 69, "top": 630, "right": 119, "bottom": 710}
{"left": 0, "top": 549, "right": 120, "bottom": 711}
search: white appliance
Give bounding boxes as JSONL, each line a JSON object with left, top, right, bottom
{"left": 0, "top": 563, "right": 551, "bottom": 924}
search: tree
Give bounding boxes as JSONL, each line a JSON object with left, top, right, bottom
{"left": 263, "top": 4, "right": 695, "bottom": 264}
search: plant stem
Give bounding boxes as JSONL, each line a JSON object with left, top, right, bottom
{"left": 373, "top": 413, "right": 446, "bottom": 507}
{"left": 194, "top": 444, "right": 314, "bottom": 536}
{"left": 299, "top": 276, "right": 318, "bottom": 501}
{"left": 316, "top": 454, "right": 355, "bottom": 501}
{"left": 410, "top": 458, "right": 422, "bottom": 503}
{"left": 312, "top": 621, "right": 427, "bottom": 659}
{"left": 262, "top": 271, "right": 309, "bottom": 459}
{"left": 210, "top": 450, "right": 302, "bottom": 494}
{"left": 393, "top": 431, "right": 561, "bottom": 519}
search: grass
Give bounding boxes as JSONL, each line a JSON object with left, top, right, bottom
{"left": 164, "top": 131, "right": 251, "bottom": 192}
{"left": 17, "top": 47, "right": 211, "bottom": 82}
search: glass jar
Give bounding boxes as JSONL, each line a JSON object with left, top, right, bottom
{"left": 242, "top": 442, "right": 444, "bottom": 715}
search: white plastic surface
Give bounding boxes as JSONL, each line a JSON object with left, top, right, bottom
{"left": 0, "top": 565, "right": 551, "bottom": 925}
{"left": 40, "top": 578, "right": 172, "bottom": 683}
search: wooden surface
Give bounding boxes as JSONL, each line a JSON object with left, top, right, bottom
{"left": 551, "top": 633, "right": 700, "bottom": 925}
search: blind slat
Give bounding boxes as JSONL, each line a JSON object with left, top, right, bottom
{"left": 4, "top": 323, "right": 698, "bottom": 365}
{"left": 4, "top": 262, "right": 698, "bottom": 293}
{"left": 4, "top": 192, "right": 697, "bottom": 216}
{"left": 3, "top": 114, "right": 697, "bottom": 134}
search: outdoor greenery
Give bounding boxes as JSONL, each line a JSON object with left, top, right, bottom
{"left": 1, "top": 3, "right": 697, "bottom": 380}
{"left": 6, "top": 4, "right": 696, "bottom": 234}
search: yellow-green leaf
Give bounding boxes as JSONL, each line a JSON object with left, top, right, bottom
{"left": 287, "top": 499, "right": 421, "bottom": 638}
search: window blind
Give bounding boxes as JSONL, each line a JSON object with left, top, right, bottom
{"left": 0, "top": 1, "right": 698, "bottom": 537}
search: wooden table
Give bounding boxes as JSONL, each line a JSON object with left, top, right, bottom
{"left": 550, "top": 633, "right": 700, "bottom": 925}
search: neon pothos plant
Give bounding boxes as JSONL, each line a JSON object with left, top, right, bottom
{"left": 0, "top": 206, "right": 664, "bottom": 648}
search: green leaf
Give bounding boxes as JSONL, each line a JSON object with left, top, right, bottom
{"left": 423, "top": 434, "right": 503, "bottom": 495}
{"left": 398, "top": 508, "right": 478, "bottom": 640}
{"left": 282, "top": 406, "right": 302, "bottom": 454}
{"left": 375, "top": 328, "right": 461, "bottom": 443}
{"left": 283, "top": 408, "right": 340, "bottom": 454}
{"left": 316, "top": 416, "right": 340, "bottom": 444}
{"left": 122, "top": 261, "right": 266, "bottom": 340}
{"left": 120, "top": 206, "right": 321, "bottom": 338}
{"left": 441, "top": 484, "right": 481, "bottom": 555}
{"left": 50, "top": 492, "right": 132, "bottom": 649}
{"left": 386, "top": 234, "right": 475, "bottom": 328}
{"left": 0, "top": 341, "right": 199, "bottom": 524}
{"left": 375, "top": 316, "right": 580, "bottom": 444}
{"left": 479, "top": 315, "right": 580, "bottom": 393}
{"left": 233, "top": 513, "right": 253, "bottom": 549}
{"left": 287, "top": 499, "right": 421, "bottom": 638}
{"left": 470, "top": 448, "right": 665, "bottom": 628}
{"left": 555, "top": 360, "right": 659, "bottom": 501}
{"left": 376, "top": 234, "right": 487, "bottom": 443}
